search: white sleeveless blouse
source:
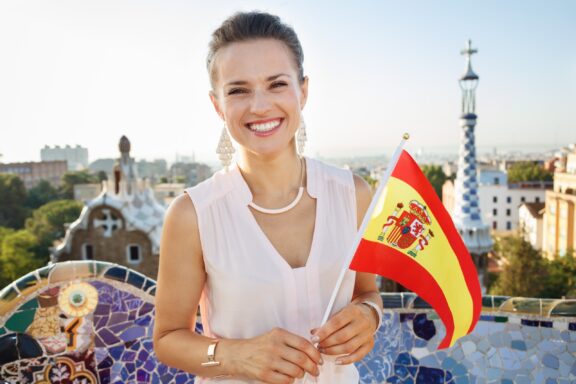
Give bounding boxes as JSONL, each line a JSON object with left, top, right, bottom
{"left": 186, "top": 157, "right": 359, "bottom": 383}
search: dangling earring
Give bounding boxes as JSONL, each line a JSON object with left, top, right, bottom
{"left": 216, "top": 124, "right": 235, "bottom": 168}
{"left": 297, "top": 116, "right": 307, "bottom": 155}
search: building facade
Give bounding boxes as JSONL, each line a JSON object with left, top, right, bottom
{"left": 0, "top": 160, "right": 67, "bottom": 189}
{"left": 443, "top": 170, "right": 549, "bottom": 234}
{"left": 518, "top": 202, "right": 545, "bottom": 250}
{"left": 53, "top": 136, "right": 165, "bottom": 278}
{"left": 41, "top": 145, "right": 89, "bottom": 171}
{"left": 543, "top": 145, "right": 576, "bottom": 258}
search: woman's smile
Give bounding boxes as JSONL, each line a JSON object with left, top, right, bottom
{"left": 246, "top": 118, "right": 284, "bottom": 136}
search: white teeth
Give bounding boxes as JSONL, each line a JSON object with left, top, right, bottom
{"left": 248, "top": 120, "right": 281, "bottom": 132}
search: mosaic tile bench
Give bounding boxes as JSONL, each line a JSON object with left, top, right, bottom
{"left": 1, "top": 261, "right": 575, "bottom": 383}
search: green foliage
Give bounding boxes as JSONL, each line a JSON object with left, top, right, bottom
{"left": 490, "top": 235, "right": 576, "bottom": 298}
{"left": 0, "top": 230, "right": 43, "bottom": 287}
{"left": 507, "top": 161, "right": 553, "bottom": 183}
{"left": 25, "top": 200, "right": 83, "bottom": 251}
{"left": 541, "top": 251, "right": 576, "bottom": 299}
{"left": 420, "top": 164, "right": 447, "bottom": 199}
{"left": 489, "top": 235, "right": 547, "bottom": 297}
{"left": 0, "top": 174, "right": 29, "bottom": 229}
{"left": 59, "top": 170, "right": 99, "bottom": 199}
{"left": 25, "top": 180, "right": 60, "bottom": 210}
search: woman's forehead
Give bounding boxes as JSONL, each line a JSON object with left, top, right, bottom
{"left": 215, "top": 39, "right": 299, "bottom": 83}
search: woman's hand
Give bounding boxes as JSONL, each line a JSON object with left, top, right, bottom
{"left": 222, "top": 327, "right": 322, "bottom": 384}
{"left": 311, "top": 301, "right": 378, "bottom": 365}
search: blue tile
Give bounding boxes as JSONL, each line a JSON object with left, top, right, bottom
{"left": 543, "top": 353, "right": 560, "bottom": 369}
{"left": 396, "top": 352, "right": 413, "bottom": 365}
{"left": 394, "top": 364, "right": 409, "bottom": 378}
{"left": 511, "top": 340, "right": 527, "bottom": 351}
{"left": 416, "top": 367, "right": 445, "bottom": 384}
{"left": 413, "top": 314, "right": 436, "bottom": 341}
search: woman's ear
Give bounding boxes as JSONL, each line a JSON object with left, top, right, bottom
{"left": 300, "top": 76, "right": 309, "bottom": 110}
{"left": 209, "top": 91, "right": 225, "bottom": 120}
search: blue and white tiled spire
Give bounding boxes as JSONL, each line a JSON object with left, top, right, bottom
{"left": 453, "top": 40, "right": 493, "bottom": 256}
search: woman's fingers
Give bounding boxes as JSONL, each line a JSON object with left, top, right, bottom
{"left": 334, "top": 341, "right": 374, "bottom": 365}
{"left": 236, "top": 328, "right": 321, "bottom": 382}
{"left": 280, "top": 344, "right": 320, "bottom": 377}
{"left": 283, "top": 330, "right": 323, "bottom": 365}
{"left": 312, "top": 303, "right": 375, "bottom": 361}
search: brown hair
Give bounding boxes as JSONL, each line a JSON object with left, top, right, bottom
{"left": 207, "top": 11, "right": 305, "bottom": 89}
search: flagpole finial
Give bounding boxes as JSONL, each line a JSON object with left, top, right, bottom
{"left": 403, "top": 133, "right": 410, "bottom": 140}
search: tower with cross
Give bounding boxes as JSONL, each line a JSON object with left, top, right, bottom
{"left": 452, "top": 40, "right": 493, "bottom": 290}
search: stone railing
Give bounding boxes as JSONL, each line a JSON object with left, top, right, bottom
{"left": 1, "top": 261, "right": 575, "bottom": 383}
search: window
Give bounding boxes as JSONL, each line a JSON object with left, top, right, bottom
{"left": 535, "top": 197, "right": 540, "bottom": 203}
{"left": 506, "top": 196, "right": 512, "bottom": 204}
{"left": 506, "top": 221, "right": 512, "bottom": 230}
{"left": 494, "top": 177, "right": 500, "bottom": 185}
{"left": 521, "top": 196, "right": 526, "bottom": 203}
{"left": 126, "top": 244, "right": 141, "bottom": 264}
{"left": 493, "top": 196, "right": 498, "bottom": 203}
{"left": 506, "top": 209, "right": 511, "bottom": 216}
{"left": 493, "top": 221, "right": 497, "bottom": 230}
{"left": 493, "top": 208, "right": 498, "bottom": 216}
{"left": 82, "top": 244, "right": 93, "bottom": 260}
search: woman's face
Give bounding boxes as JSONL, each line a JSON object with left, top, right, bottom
{"left": 210, "top": 38, "right": 308, "bottom": 158}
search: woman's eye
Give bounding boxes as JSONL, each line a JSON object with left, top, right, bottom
{"left": 227, "top": 88, "right": 248, "bottom": 95}
{"left": 271, "top": 81, "right": 287, "bottom": 89}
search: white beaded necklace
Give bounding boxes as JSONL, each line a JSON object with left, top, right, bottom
{"left": 248, "top": 157, "right": 305, "bottom": 215}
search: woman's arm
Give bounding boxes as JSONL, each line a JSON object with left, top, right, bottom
{"left": 312, "top": 174, "right": 383, "bottom": 364}
{"left": 153, "top": 194, "right": 322, "bottom": 382}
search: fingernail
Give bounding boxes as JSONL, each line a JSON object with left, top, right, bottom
{"left": 311, "top": 335, "right": 320, "bottom": 343}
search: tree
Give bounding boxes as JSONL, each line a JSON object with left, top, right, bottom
{"left": 0, "top": 174, "right": 29, "bottom": 229}
{"left": 25, "top": 200, "right": 83, "bottom": 253}
{"left": 507, "top": 162, "right": 553, "bottom": 183}
{"left": 59, "top": 170, "right": 99, "bottom": 199}
{"left": 489, "top": 235, "right": 547, "bottom": 297}
{"left": 25, "top": 180, "right": 59, "bottom": 210}
{"left": 421, "top": 164, "right": 447, "bottom": 199}
{"left": 541, "top": 251, "right": 576, "bottom": 299}
{"left": 0, "top": 230, "right": 43, "bottom": 286}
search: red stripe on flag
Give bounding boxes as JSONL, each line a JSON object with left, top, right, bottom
{"left": 351, "top": 239, "right": 455, "bottom": 349}
{"left": 391, "top": 151, "right": 482, "bottom": 332}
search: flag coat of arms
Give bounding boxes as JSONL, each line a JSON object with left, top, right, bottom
{"left": 350, "top": 150, "right": 481, "bottom": 349}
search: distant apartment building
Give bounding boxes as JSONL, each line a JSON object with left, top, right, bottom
{"left": 169, "top": 162, "right": 212, "bottom": 186}
{"left": 0, "top": 160, "right": 67, "bottom": 189}
{"left": 153, "top": 183, "right": 186, "bottom": 206}
{"left": 41, "top": 145, "right": 88, "bottom": 171}
{"left": 543, "top": 144, "right": 576, "bottom": 258}
{"left": 519, "top": 202, "right": 545, "bottom": 250}
{"left": 443, "top": 168, "right": 550, "bottom": 233}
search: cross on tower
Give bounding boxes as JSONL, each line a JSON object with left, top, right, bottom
{"left": 460, "top": 39, "right": 477, "bottom": 58}
{"left": 93, "top": 209, "right": 122, "bottom": 237}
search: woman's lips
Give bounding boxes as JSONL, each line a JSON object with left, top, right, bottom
{"left": 246, "top": 118, "right": 283, "bottom": 136}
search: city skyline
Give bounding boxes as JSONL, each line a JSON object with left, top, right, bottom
{"left": 1, "top": 0, "right": 575, "bottom": 164}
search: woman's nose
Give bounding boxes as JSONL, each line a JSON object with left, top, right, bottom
{"left": 250, "top": 90, "right": 272, "bottom": 114}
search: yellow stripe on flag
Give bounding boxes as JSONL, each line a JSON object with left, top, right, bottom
{"left": 364, "top": 176, "right": 474, "bottom": 343}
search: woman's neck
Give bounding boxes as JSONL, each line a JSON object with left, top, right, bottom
{"left": 237, "top": 149, "right": 303, "bottom": 202}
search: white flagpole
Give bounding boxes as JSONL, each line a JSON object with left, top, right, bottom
{"left": 318, "top": 133, "right": 410, "bottom": 327}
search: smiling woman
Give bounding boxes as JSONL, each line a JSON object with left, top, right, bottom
{"left": 152, "top": 11, "right": 383, "bottom": 384}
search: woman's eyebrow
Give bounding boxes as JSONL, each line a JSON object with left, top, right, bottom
{"left": 225, "top": 74, "right": 289, "bottom": 87}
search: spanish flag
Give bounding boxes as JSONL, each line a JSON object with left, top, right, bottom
{"left": 350, "top": 149, "right": 481, "bottom": 349}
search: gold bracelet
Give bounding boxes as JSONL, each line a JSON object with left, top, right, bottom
{"left": 201, "top": 339, "right": 221, "bottom": 367}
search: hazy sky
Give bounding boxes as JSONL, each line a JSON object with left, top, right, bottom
{"left": 1, "top": 0, "right": 575, "bottom": 164}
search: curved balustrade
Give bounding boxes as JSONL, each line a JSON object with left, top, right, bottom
{"left": 1, "top": 261, "right": 575, "bottom": 383}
